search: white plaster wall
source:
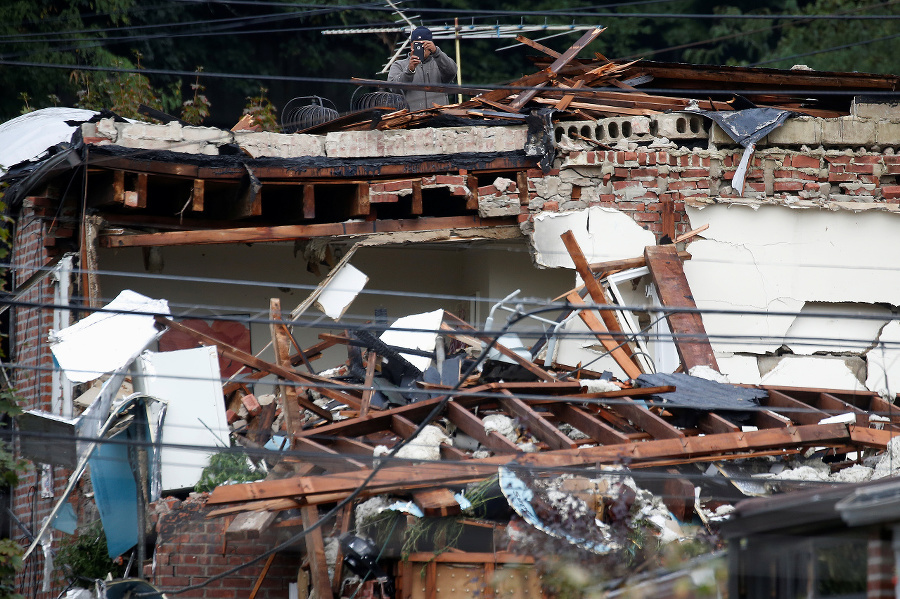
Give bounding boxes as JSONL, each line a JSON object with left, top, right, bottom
{"left": 685, "top": 203, "right": 900, "bottom": 393}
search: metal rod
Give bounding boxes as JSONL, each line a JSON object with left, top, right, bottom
{"left": 455, "top": 18, "right": 463, "bottom": 104}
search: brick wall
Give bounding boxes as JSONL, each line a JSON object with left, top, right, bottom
{"left": 10, "top": 197, "right": 77, "bottom": 599}
{"left": 518, "top": 146, "right": 900, "bottom": 241}
{"left": 147, "top": 496, "right": 299, "bottom": 598}
{"left": 868, "top": 532, "right": 895, "bottom": 599}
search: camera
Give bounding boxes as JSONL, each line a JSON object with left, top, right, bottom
{"left": 412, "top": 41, "right": 425, "bottom": 61}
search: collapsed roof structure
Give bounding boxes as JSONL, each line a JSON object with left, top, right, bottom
{"left": 4, "top": 29, "right": 900, "bottom": 599}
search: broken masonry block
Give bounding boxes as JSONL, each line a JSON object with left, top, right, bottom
{"left": 241, "top": 393, "right": 262, "bottom": 417}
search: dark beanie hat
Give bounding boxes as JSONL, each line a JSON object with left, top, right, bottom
{"left": 411, "top": 26, "right": 432, "bottom": 41}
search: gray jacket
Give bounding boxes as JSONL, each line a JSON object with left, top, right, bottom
{"left": 387, "top": 48, "right": 457, "bottom": 111}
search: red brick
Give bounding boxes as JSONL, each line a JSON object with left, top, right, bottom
{"left": 633, "top": 212, "right": 660, "bottom": 222}
{"left": 617, "top": 201, "right": 645, "bottom": 211}
{"left": 382, "top": 179, "right": 415, "bottom": 192}
{"left": 542, "top": 200, "right": 559, "bottom": 211}
{"left": 630, "top": 168, "right": 658, "bottom": 179}
{"left": 774, "top": 180, "right": 804, "bottom": 191}
{"left": 885, "top": 164, "right": 900, "bottom": 175}
{"left": 852, "top": 155, "right": 882, "bottom": 164}
{"left": 828, "top": 172, "right": 856, "bottom": 182}
{"left": 434, "top": 175, "right": 465, "bottom": 185}
{"left": 681, "top": 168, "right": 709, "bottom": 178}
{"left": 624, "top": 151, "right": 638, "bottom": 162}
{"left": 614, "top": 167, "right": 630, "bottom": 178}
{"left": 847, "top": 163, "right": 875, "bottom": 174}
{"left": 825, "top": 155, "right": 852, "bottom": 164}
{"left": 789, "top": 155, "right": 820, "bottom": 169}
{"left": 668, "top": 180, "right": 697, "bottom": 191}
{"left": 882, "top": 185, "right": 900, "bottom": 200}
{"left": 225, "top": 409, "right": 239, "bottom": 424}
{"left": 240, "top": 393, "right": 261, "bottom": 417}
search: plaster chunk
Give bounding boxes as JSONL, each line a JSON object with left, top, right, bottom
{"left": 759, "top": 355, "right": 867, "bottom": 391}
{"left": 865, "top": 320, "right": 900, "bottom": 397}
{"left": 784, "top": 302, "right": 890, "bottom": 355}
{"left": 529, "top": 206, "right": 656, "bottom": 268}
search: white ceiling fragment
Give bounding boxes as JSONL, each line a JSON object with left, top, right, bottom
{"left": 684, "top": 204, "right": 900, "bottom": 355}
{"left": 530, "top": 206, "right": 656, "bottom": 269}
{"left": 759, "top": 355, "right": 867, "bottom": 392}
{"left": 714, "top": 353, "right": 762, "bottom": 385}
{"left": 0, "top": 107, "right": 97, "bottom": 173}
{"left": 314, "top": 263, "right": 368, "bottom": 320}
{"left": 784, "top": 302, "right": 890, "bottom": 356}
{"left": 379, "top": 309, "right": 444, "bottom": 372}
{"left": 49, "top": 290, "right": 170, "bottom": 383}
{"left": 866, "top": 321, "right": 900, "bottom": 397}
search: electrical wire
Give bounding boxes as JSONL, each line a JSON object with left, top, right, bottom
{"left": 750, "top": 31, "right": 900, "bottom": 67}
{"left": 165, "top": 0, "right": 900, "bottom": 20}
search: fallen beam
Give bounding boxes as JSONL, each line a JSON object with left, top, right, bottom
{"left": 207, "top": 422, "right": 861, "bottom": 505}
{"left": 102, "top": 216, "right": 519, "bottom": 248}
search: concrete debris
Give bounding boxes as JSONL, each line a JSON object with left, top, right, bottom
{"left": 483, "top": 414, "right": 518, "bottom": 442}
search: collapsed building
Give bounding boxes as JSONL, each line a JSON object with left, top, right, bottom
{"left": 4, "top": 30, "right": 900, "bottom": 599}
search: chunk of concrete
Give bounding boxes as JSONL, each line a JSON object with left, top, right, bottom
{"left": 529, "top": 206, "right": 656, "bottom": 269}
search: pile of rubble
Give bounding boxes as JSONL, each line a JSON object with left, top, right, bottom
{"left": 21, "top": 228, "right": 900, "bottom": 598}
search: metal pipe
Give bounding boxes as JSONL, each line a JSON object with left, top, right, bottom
{"left": 455, "top": 18, "right": 463, "bottom": 104}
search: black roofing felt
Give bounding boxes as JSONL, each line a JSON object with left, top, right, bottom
{"left": 635, "top": 373, "right": 767, "bottom": 411}
{"left": 86, "top": 143, "right": 530, "bottom": 173}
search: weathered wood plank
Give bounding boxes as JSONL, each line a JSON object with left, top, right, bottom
{"left": 549, "top": 403, "right": 630, "bottom": 445}
{"left": 497, "top": 390, "right": 576, "bottom": 450}
{"left": 566, "top": 292, "right": 642, "bottom": 380}
{"left": 207, "top": 422, "right": 857, "bottom": 505}
{"left": 611, "top": 396, "right": 685, "bottom": 439}
{"left": 102, "top": 216, "right": 519, "bottom": 248}
{"left": 155, "top": 316, "right": 336, "bottom": 420}
{"left": 445, "top": 401, "right": 520, "bottom": 453}
{"left": 301, "top": 505, "right": 332, "bottom": 599}
{"left": 644, "top": 244, "right": 719, "bottom": 371}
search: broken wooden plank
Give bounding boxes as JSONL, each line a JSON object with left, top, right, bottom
{"left": 414, "top": 488, "right": 462, "bottom": 518}
{"left": 566, "top": 292, "right": 643, "bottom": 380}
{"left": 510, "top": 26, "right": 605, "bottom": 110}
{"left": 611, "top": 396, "right": 685, "bottom": 439}
{"left": 644, "top": 244, "right": 719, "bottom": 372}
{"left": 303, "top": 184, "right": 315, "bottom": 219}
{"left": 248, "top": 553, "right": 277, "bottom": 599}
{"left": 548, "top": 403, "right": 630, "bottom": 445}
{"left": 554, "top": 80, "right": 586, "bottom": 111}
{"left": 445, "top": 401, "right": 520, "bottom": 454}
{"left": 155, "top": 316, "right": 335, "bottom": 420}
{"left": 359, "top": 351, "right": 378, "bottom": 417}
{"left": 301, "top": 505, "right": 332, "bottom": 599}
{"left": 207, "top": 422, "right": 859, "bottom": 505}
{"left": 674, "top": 224, "right": 708, "bottom": 244}
{"left": 560, "top": 230, "right": 638, "bottom": 359}
{"left": 443, "top": 311, "right": 557, "bottom": 382}
{"left": 588, "top": 252, "right": 693, "bottom": 276}
{"left": 497, "top": 390, "right": 576, "bottom": 450}
{"left": 101, "top": 216, "right": 519, "bottom": 248}
{"left": 271, "top": 298, "right": 304, "bottom": 444}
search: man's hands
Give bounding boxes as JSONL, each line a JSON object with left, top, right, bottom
{"left": 407, "top": 41, "right": 438, "bottom": 72}
{"left": 407, "top": 53, "right": 421, "bottom": 73}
